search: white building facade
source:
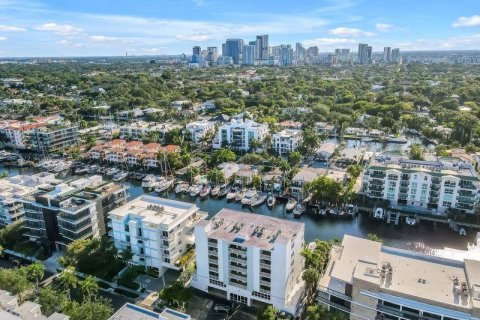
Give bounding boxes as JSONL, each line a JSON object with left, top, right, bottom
{"left": 213, "top": 119, "right": 268, "bottom": 151}
{"left": 272, "top": 130, "right": 302, "bottom": 155}
{"left": 191, "top": 209, "right": 305, "bottom": 316}
{"left": 186, "top": 120, "right": 215, "bottom": 145}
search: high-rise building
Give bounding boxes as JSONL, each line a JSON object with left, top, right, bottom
{"left": 295, "top": 42, "right": 305, "bottom": 62}
{"left": 270, "top": 45, "right": 281, "bottom": 58}
{"left": 191, "top": 209, "right": 306, "bottom": 315}
{"left": 255, "top": 35, "right": 269, "bottom": 61}
{"left": 358, "top": 43, "right": 369, "bottom": 64}
{"left": 242, "top": 44, "right": 256, "bottom": 65}
{"left": 192, "top": 46, "right": 201, "bottom": 55}
{"left": 212, "top": 118, "right": 269, "bottom": 151}
{"left": 335, "top": 48, "right": 350, "bottom": 62}
{"left": 280, "top": 44, "right": 293, "bottom": 66}
{"left": 367, "top": 46, "right": 372, "bottom": 63}
{"left": 307, "top": 46, "right": 319, "bottom": 57}
{"left": 223, "top": 39, "right": 244, "bottom": 64}
{"left": 206, "top": 47, "right": 218, "bottom": 63}
{"left": 383, "top": 46, "right": 391, "bottom": 62}
{"left": 391, "top": 48, "right": 400, "bottom": 63}
{"left": 192, "top": 46, "right": 202, "bottom": 64}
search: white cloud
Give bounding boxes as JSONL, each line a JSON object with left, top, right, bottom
{"left": 176, "top": 33, "right": 213, "bottom": 41}
{"left": 302, "top": 37, "right": 356, "bottom": 47}
{"left": 35, "top": 22, "right": 82, "bottom": 35}
{"left": 375, "top": 23, "right": 393, "bottom": 32}
{"left": 57, "top": 39, "right": 83, "bottom": 47}
{"left": 89, "top": 35, "right": 121, "bottom": 43}
{"left": 0, "top": 36, "right": 7, "bottom": 41}
{"left": 0, "top": 25, "right": 26, "bottom": 32}
{"left": 453, "top": 15, "right": 480, "bottom": 27}
{"left": 329, "top": 27, "right": 375, "bottom": 36}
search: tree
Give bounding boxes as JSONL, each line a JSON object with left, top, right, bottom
{"left": 39, "top": 286, "right": 68, "bottom": 315}
{"left": 367, "top": 233, "right": 383, "bottom": 243}
{"left": 306, "top": 176, "right": 344, "bottom": 203}
{"left": 346, "top": 164, "right": 362, "bottom": 179}
{"left": 22, "top": 262, "right": 45, "bottom": 292}
{"left": 409, "top": 143, "right": 424, "bottom": 160}
{"left": 251, "top": 174, "right": 262, "bottom": 189}
{"left": 58, "top": 266, "right": 78, "bottom": 295}
{"left": 79, "top": 276, "right": 99, "bottom": 301}
{"left": 211, "top": 148, "right": 236, "bottom": 165}
{"left": 288, "top": 151, "right": 302, "bottom": 167}
{"left": 0, "top": 268, "right": 31, "bottom": 303}
{"left": 207, "top": 168, "right": 226, "bottom": 185}
{"left": 158, "top": 281, "right": 193, "bottom": 311}
{"left": 301, "top": 129, "right": 321, "bottom": 155}
{"left": 64, "top": 298, "right": 113, "bottom": 320}
{"left": 257, "top": 305, "right": 276, "bottom": 320}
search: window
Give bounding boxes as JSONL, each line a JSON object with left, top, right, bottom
{"left": 230, "top": 293, "right": 248, "bottom": 304}
{"left": 442, "top": 201, "right": 452, "bottom": 207}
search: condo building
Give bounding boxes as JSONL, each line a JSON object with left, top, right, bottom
{"left": 213, "top": 119, "right": 268, "bottom": 151}
{"left": 272, "top": 129, "right": 303, "bottom": 155}
{"left": 109, "top": 195, "right": 207, "bottom": 275}
{"left": 361, "top": 153, "right": 480, "bottom": 215}
{"left": 317, "top": 235, "right": 480, "bottom": 320}
{"left": 185, "top": 120, "right": 215, "bottom": 145}
{"left": 191, "top": 209, "right": 305, "bottom": 316}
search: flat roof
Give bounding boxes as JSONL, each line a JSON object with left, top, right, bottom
{"left": 109, "top": 195, "right": 198, "bottom": 228}
{"left": 109, "top": 303, "right": 160, "bottom": 320}
{"left": 197, "top": 209, "right": 304, "bottom": 249}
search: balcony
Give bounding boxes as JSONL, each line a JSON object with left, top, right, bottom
{"left": 370, "top": 172, "right": 386, "bottom": 179}
{"left": 230, "top": 257, "right": 247, "bottom": 265}
{"left": 260, "top": 280, "right": 271, "bottom": 287}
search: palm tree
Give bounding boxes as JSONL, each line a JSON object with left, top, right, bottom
{"left": 79, "top": 276, "right": 99, "bottom": 301}
{"left": 303, "top": 267, "right": 320, "bottom": 304}
{"left": 58, "top": 266, "right": 78, "bottom": 295}
{"left": 24, "top": 262, "right": 45, "bottom": 292}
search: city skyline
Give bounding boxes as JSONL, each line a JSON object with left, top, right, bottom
{"left": 0, "top": 0, "right": 479, "bottom": 57}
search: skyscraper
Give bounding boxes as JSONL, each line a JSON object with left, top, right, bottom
{"left": 335, "top": 48, "right": 350, "bottom": 62}
{"left": 223, "top": 38, "right": 244, "bottom": 64}
{"left": 307, "top": 46, "right": 319, "bottom": 57}
{"left": 192, "top": 46, "right": 202, "bottom": 63}
{"left": 280, "top": 44, "right": 293, "bottom": 66}
{"left": 383, "top": 47, "right": 391, "bottom": 62}
{"left": 242, "top": 44, "right": 255, "bottom": 65}
{"left": 367, "top": 46, "right": 372, "bottom": 63}
{"left": 255, "top": 35, "right": 269, "bottom": 61}
{"left": 358, "top": 43, "right": 368, "bottom": 64}
{"left": 391, "top": 48, "right": 400, "bottom": 63}
{"left": 206, "top": 47, "right": 218, "bottom": 63}
{"left": 295, "top": 42, "right": 305, "bottom": 62}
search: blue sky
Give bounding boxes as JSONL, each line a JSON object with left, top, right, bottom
{"left": 0, "top": 0, "right": 479, "bottom": 57}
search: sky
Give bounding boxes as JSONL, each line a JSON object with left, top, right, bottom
{"left": 0, "top": 0, "right": 479, "bottom": 57}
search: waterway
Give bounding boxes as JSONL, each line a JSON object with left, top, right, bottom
{"left": 3, "top": 161, "right": 476, "bottom": 256}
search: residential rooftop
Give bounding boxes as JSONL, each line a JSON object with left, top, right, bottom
{"left": 109, "top": 303, "right": 190, "bottom": 320}
{"left": 197, "top": 209, "right": 304, "bottom": 249}
{"left": 108, "top": 195, "right": 200, "bottom": 229}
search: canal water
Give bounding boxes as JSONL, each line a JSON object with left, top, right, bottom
{"left": 1, "top": 132, "right": 475, "bottom": 257}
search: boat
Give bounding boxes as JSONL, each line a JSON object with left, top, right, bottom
{"left": 405, "top": 216, "right": 417, "bottom": 226}
{"left": 142, "top": 174, "right": 157, "bottom": 189}
{"left": 211, "top": 186, "right": 220, "bottom": 197}
{"left": 250, "top": 193, "right": 267, "bottom": 207}
{"left": 346, "top": 204, "right": 357, "bottom": 217}
{"left": 241, "top": 188, "right": 257, "bottom": 205}
{"left": 235, "top": 188, "right": 247, "bottom": 202}
{"left": 155, "top": 179, "right": 175, "bottom": 193}
{"left": 106, "top": 167, "right": 120, "bottom": 176}
{"left": 189, "top": 185, "right": 202, "bottom": 197}
{"left": 199, "top": 185, "right": 211, "bottom": 198}
{"left": 286, "top": 198, "right": 297, "bottom": 211}
{"left": 293, "top": 204, "right": 304, "bottom": 217}
{"left": 217, "top": 184, "right": 229, "bottom": 198}
{"left": 374, "top": 207, "right": 384, "bottom": 219}
{"left": 319, "top": 209, "right": 327, "bottom": 216}
{"left": 88, "top": 165, "right": 100, "bottom": 174}
{"left": 175, "top": 182, "right": 189, "bottom": 194}
{"left": 75, "top": 166, "right": 89, "bottom": 175}
{"left": 267, "top": 194, "right": 276, "bottom": 208}
{"left": 302, "top": 194, "right": 312, "bottom": 204}
{"left": 113, "top": 171, "right": 128, "bottom": 181}
{"left": 459, "top": 228, "right": 467, "bottom": 236}
{"left": 226, "top": 188, "right": 238, "bottom": 200}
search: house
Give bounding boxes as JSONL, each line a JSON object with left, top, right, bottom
{"left": 234, "top": 165, "right": 259, "bottom": 185}
{"left": 291, "top": 167, "right": 328, "bottom": 198}
{"left": 315, "top": 122, "right": 337, "bottom": 137}
{"left": 261, "top": 168, "right": 284, "bottom": 192}
{"left": 279, "top": 121, "right": 302, "bottom": 130}
{"left": 217, "top": 162, "right": 240, "bottom": 180}
{"left": 2, "top": 78, "right": 23, "bottom": 88}
{"left": 315, "top": 142, "right": 337, "bottom": 162}
{"left": 335, "top": 147, "right": 366, "bottom": 166}
{"left": 171, "top": 100, "right": 191, "bottom": 111}
{"left": 272, "top": 130, "right": 303, "bottom": 155}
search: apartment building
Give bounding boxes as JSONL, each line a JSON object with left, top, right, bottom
{"left": 119, "top": 121, "right": 181, "bottom": 143}
{"left": 361, "top": 153, "right": 480, "bottom": 215}
{"left": 186, "top": 120, "right": 215, "bottom": 145}
{"left": 109, "top": 195, "right": 207, "bottom": 275}
{"left": 22, "top": 175, "right": 127, "bottom": 251}
{"left": 272, "top": 130, "right": 302, "bottom": 155}
{"left": 317, "top": 235, "right": 480, "bottom": 320}
{"left": 0, "top": 115, "right": 62, "bottom": 149}
{"left": 192, "top": 209, "right": 305, "bottom": 316}
{"left": 27, "top": 123, "right": 79, "bottom": 153}
{"left": 0, "top": 172, "right": 58, "bottom": 226}
{"left": 0, "top": 289, "right": 69, "bottom": 320}
{"left": 213, "top": 119, "right": 268, "bottom": 151}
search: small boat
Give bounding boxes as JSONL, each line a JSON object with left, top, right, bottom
{"left": 319, "top": 209, "right": 327, "bottom": 216}
{"left": 286, "top": 198, "right": 297, "bottom": 211}
{"left": 235, "top": 188, "right": 247, "bottom": 202}
{"left": 113, "top": 171, "right": 128, "bottom": 181}
{"left": 374, "top": 207, "right": 384, "bottom": 219}
{"left": 75, "top": 166, "right": 89, "bottom": 175}
{"left": 267, "top": 194, "right": 276, "bottom": 208}
{"left": 217, "top": 184, "right": 229, "bottom": 198}
{"left": 459, "top": 228, "right": 467, "bottom": 236}
{"left": 241, "top": 188, "right": 257, "bottom": 205}
{"left": 189, "top": 185, "right": 202, "bottom": 197}
{"left": 142, "top": 174, "right": 157, "bottom": 189}
{"left": 302, "top": 194, "right": 312, "bottom": 204}
{"left": 211, "top": 186, "right": 220, "bottom": 197}
{"left": 106, "top": 167, "right": 120, "bottom": 176}
{"left": 293, "top": 204, "right": 304, "bottom": 217}
{"left": 329, "top": 208, "right": 337, "bottom": 216}
{"left": 175, "top": 182, "right": 189, "bottom": 194}
{"left": 250, "top": 193, "right": 267, "bottom": 207}
{"left": 155, "top": 179, "right": 175, "bottom": 193}
{"left": 199, "top": 185, "right": 211, "bottom": 198}
{"left": 226, "top": 188, "right": 238, "bottom": 201}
